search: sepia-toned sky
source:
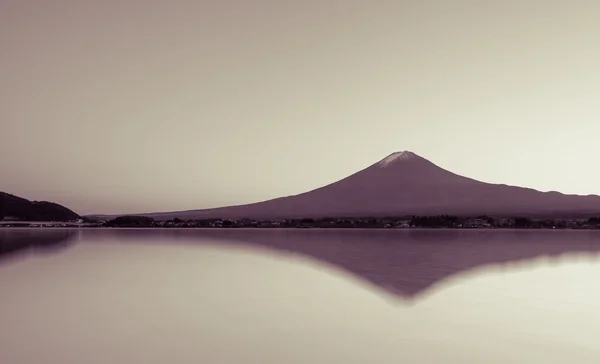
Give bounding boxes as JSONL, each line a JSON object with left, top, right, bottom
{"left": 1, "top": 0, "right": 600, "bottom": 215}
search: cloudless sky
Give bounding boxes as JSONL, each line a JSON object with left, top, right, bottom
{"left": 1, "top": 0, "right": 600, "bottom": 215}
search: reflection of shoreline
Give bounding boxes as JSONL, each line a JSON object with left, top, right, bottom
{"left": 78, "top": 228, "right": 600, "bottom": 300}
{"left": 0, "top": 229, "right": 78, "bottom": 262}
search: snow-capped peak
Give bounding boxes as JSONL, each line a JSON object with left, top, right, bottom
{"left": 378, "top": 151, "right": 419, "bottom": 167}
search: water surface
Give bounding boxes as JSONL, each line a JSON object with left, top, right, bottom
{"left": 2, "top": 228, "right": 600, "bottom": 363}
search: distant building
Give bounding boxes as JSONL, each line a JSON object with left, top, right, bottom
{"left": 463, "top": 218, "right": 491, "bottom": 228}
{"left": 496, "top": 218, "right": 512, "bottom": 226}
{"left": 395, "top": 220, "right": 411, "bottom": 228}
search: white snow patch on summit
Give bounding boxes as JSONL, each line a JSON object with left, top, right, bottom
{"left": 379, "top": 151, "right": 418, "bottom": 167}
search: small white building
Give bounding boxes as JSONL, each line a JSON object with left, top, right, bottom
{"left": 463, "top": 218, "right": 491, "bottom": 228}
{"left": 395, "top": 220, "right": 411, "bottom": 228}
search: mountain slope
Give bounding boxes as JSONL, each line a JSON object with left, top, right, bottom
{"left": 0, "top": 192, "right": 81, "bottom": 221}
{"left": 108, "top": 151, "right": 600, "bottom": 220}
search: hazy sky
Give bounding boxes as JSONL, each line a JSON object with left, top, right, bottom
{"left": 2, "top": 0, "right": 600, "bottom": 215}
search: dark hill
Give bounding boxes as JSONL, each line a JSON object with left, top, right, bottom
{"left": 0, "top": 192, "right": 80, "bottom": 221}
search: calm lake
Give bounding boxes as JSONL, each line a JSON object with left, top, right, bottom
{"left": 2, "top": 228, "right": 600, "bottom": 363}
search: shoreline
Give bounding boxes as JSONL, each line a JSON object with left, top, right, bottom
{"left": 2, "top": 226, "right": 600, "bottom": 231}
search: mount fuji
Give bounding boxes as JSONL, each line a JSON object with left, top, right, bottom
{"left": 108, "top": 151, "right": 600, "bottom": 220}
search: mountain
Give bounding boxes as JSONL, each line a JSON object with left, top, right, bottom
{"left": 0, "top": 192, "right": 81, "bottom": 221}
{"left": 99, "top": 151, "right": 600, "bottom": 220}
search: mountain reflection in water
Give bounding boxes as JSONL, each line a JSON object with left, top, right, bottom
{"left": 36, "top": 228, "right": 600, "bottom": 301}
{"left": 5, "top": 228, "right": 600, "bottom": 363}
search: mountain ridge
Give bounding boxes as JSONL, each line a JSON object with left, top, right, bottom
{"left": 88, "top": 151, "right": 600, "bottom": 220}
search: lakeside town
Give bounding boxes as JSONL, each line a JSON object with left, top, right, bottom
{"left": 102, "top": 215, "right": 600, "bottom": 229}
{"left": 3, "top": 215, "right": 600, "bottom": 230}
